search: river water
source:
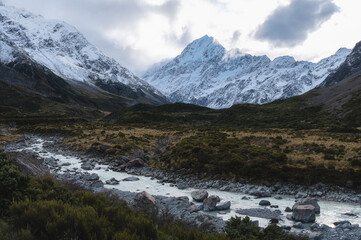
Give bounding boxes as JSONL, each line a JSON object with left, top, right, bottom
{"left": 19, "top": 137, "right": 361, "bottom": 228}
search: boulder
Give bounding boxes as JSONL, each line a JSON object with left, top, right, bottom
{"left": 105, "top": 177, "right": 119, "bottom": 185}
{"left": 293, "top": 222, "right": 304, "bottom": 229}
{"left": 216, "top": 201, "right": 231, "bottom": 211}
{"left": 191, "top": 190, "right": 208, "bottom": 202}
{"left": 133, "top": 191, "right": 156, "bottom": 210}
{"left": 81, "top": 162, "right": 94, "bottom": 170}
{"left": 259, "top": 200, "right": 271, "bottom": 206}
{"left": 84, "top": 173, "right": 100, "bottom": 181}
{"left": 285, "top": 207, "right": 292, "bottom": 212}
{"left": 203, "top": 195, "right": 219, "bottom": 211}
{"left": 127, "top": 158, "right": 144, "bottom": 168}
{"left": 122, "top": 176, "right": 140, "bottom": 181}
{"left": 177, "top": 183, "right": 188, "bottom": 190}
{"left": 292, "top": 205, "right": 316, "bottom": 223}
{"left": 334, "top": 220, "right": 351, "bottom": 227}
{"left": 293, "top": 197, "right": 320, "bottom": 214}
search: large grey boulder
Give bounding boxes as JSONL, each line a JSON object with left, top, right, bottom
{"left": 191, "top": 190, "right": 208, "bottom": 202}
{"left": 203, "top": 195, "right": 219, "bottom": 211}
{"left": 216, "top": 201, "right": 231, "bottom": 211}
{"left": 293, "top": 197, "right": 320, "bottom": 214}
{"left": 133, "top": 191, "right": 157, "bottom": 212}
{"left": 292, "top": 205, "right": 316, "bottom": 223}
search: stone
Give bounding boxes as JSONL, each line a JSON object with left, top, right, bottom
{"left": 105, "top": 178, "right": 119, "bottom": 185}
{"left": 274, "top": 196, "right": 283, "bottom": 200}
{"left": 85, "top": 173, "right": 100, "bottom": 181}
{"left": 270, "top": 218, "right": 279, "bottom": 224}
{"left": 203, "top": 195, "right": 219, "bottom": 211}
{"left": 285, "top": 207, "right": 292, "bottom": 212}
{"left": 61, "top": 162, "right": 71, "bottom": 166}
{"left": 293, "top": 222, "right": 304, "bottom": 229}
{"left": 133, "top": 191, "right": 156, "bottom": 210}
{"left": 293, "top": 197, "right": 320, "bottom": 214}
{"left": 334, "top": 220, "right": 351, "bottom": 227}
{"left": 191, "top": 190, "right": 208, "bottom": 202}
{"left": 292, "top": 205, "right": 316, "bottom": 223}
{"left": 122, "top": 176, "right": 140, "bottom": 181}
{"left": 187, "top": 204, "right": 200, "bottom": 213}
{"left": 81, "top": 162, "right": 94, "bottom": 170}
{"left": 310, "top": 223, "right": 320, "bottom": 231}
{"left": 295, "top": 192, "right": 307, "bottom": 199}
{"left": 177, "top": 183, "right": 188, "bottom": 190}
{"left": 342, "top": 212, "right": 358, "bottom": 217}
{"left": 259, "top": 200, "right": 271, "bottom": 206}
{"left": 282, "top": 225, "right": 292, "bottom": 230}
{"left": 270, "top": 205, "right": 279, "bottom": 208}
{"left": 127, "top": 158, "right": 144, "bottom": 168}
{"left": 242, "top": 196, "right": 250, "bottom": 200}
{"left": 216, "top": 201, "right": 231, "bottom": 211}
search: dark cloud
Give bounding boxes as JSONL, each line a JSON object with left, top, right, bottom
{"left": 3, "top": 0, "right": 181, "bottom": 72}
{"left": 231, "top": 30, "right": 241, "bottom": 46}
{"left": 254, "top": 0, "right": 340, "bottom": 47}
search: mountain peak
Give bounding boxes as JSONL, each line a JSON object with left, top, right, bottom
{"left": 177, "top": 35, "right": 225, "bottom": 62}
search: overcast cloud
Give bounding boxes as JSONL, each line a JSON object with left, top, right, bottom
{"left": 255, "top": 0, "right": 340, "bottom": 47}
{"left": 2, "top": 0, "right": 361, "bottom": 74}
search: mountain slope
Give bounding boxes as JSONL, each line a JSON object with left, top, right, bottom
{"left": 0, "top": 4, "right": 168, "bottom": 105}
{"left": 319, "top": 40, "right": 361, "bottom": 88}
{"left": 143, "top": 35, "right": 350, "bottom": 108}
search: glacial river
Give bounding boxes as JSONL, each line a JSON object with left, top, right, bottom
{"left": 19, "top": 137, "right": 361, "bottom": 228}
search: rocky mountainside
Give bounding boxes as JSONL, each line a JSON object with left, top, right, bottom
{"left": 143, "top": 35, "right": 350, "bottom": 108}
{"left": 0, "top": 4, "right": 167, "bottom": 105}
{"left": 320, "top": 40, "right": 361, "bottom": 88}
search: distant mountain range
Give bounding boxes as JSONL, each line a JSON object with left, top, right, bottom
{"left": 143, "top": 35, "right": 351, "bottom": 108}
{"left": 0, "top": 4, "right": 168, "bottom": 117}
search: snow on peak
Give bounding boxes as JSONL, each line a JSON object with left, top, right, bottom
{"left": 0, "top": 4, "right": 164, "bottom": 98}
{"left": 143, "top": 35, "right": 351, "bottom": 109}
{"left": 177, "top": 35, "right": 225, "bottom": 62}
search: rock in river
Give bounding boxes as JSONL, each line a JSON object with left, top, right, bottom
{"left": 292, "top": 205, "right": 316, "bottom": 223}
{"left": 123, "top": 176, "right": 140, "bottom": 181}
{"left": 216, "top": 201, "right": 231, "bottom": 211}
{"left": 203, "top": 195, "right": 219, "bottom": 211}
{"left": 191, "top": 190, "right": 208, "bottom": 202}
{"left": 84, "top": 173, "right": 100, "bottom": 181}
{"left": 293, "top": 197, "right": 320, "bottom": 214}
{"left": 259, "top": 200, "right": 271, "bottom": 206}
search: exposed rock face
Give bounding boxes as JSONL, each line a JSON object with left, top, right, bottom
{"left": 292, "top": 205, "right": 316, "bottom": 223}
{"left": 293, "top": 197, "right": 320, "bottom": 214}
{"left": 320, "top": 40, "right": 361, "bottom": 88}
{"left": 191, "top": 190, "right": 208, "bottom": 202}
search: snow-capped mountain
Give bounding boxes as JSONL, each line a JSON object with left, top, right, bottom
{"left": 143, "top": 35, "right": 351, "bottom": 108}
{"left": 0, "top": 4, "right": 167, "bottom": 104}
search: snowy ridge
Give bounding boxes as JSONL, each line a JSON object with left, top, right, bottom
{"left": 0, "top": 4, "right": 165, "bottom": 100}
{"left": 143, "top": 35, "right": 351, "bottom": 108}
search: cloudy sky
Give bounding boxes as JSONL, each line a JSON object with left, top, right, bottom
{"left": 3, "top": 0, "right": 361, "bottom": 74}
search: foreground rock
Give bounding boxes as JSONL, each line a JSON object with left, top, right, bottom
{"left": 292, "top": 205, "right": 315, "bottom": 223}
{"left": 191, "top": 190, "right": 208, "bottom": 202}
{"left": 203, "top": 195, "right": 219, "bottom": 211}
{"left": 236, "top": 208, "right": 281, "bottom": 220}
{"left": 133, "top": 191, "right": 157, "bottom": 212}
{"left": 216, "top": 201, "right": 231, "bottom": 211}
{"left": 293, "top": 197, "right": 320, "bottom": 214}
{"left": 123, "top": 176, "right": 140, "bottom": 181}
{"left": 259, "top": 200, "right": 271, "bottom": 206}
